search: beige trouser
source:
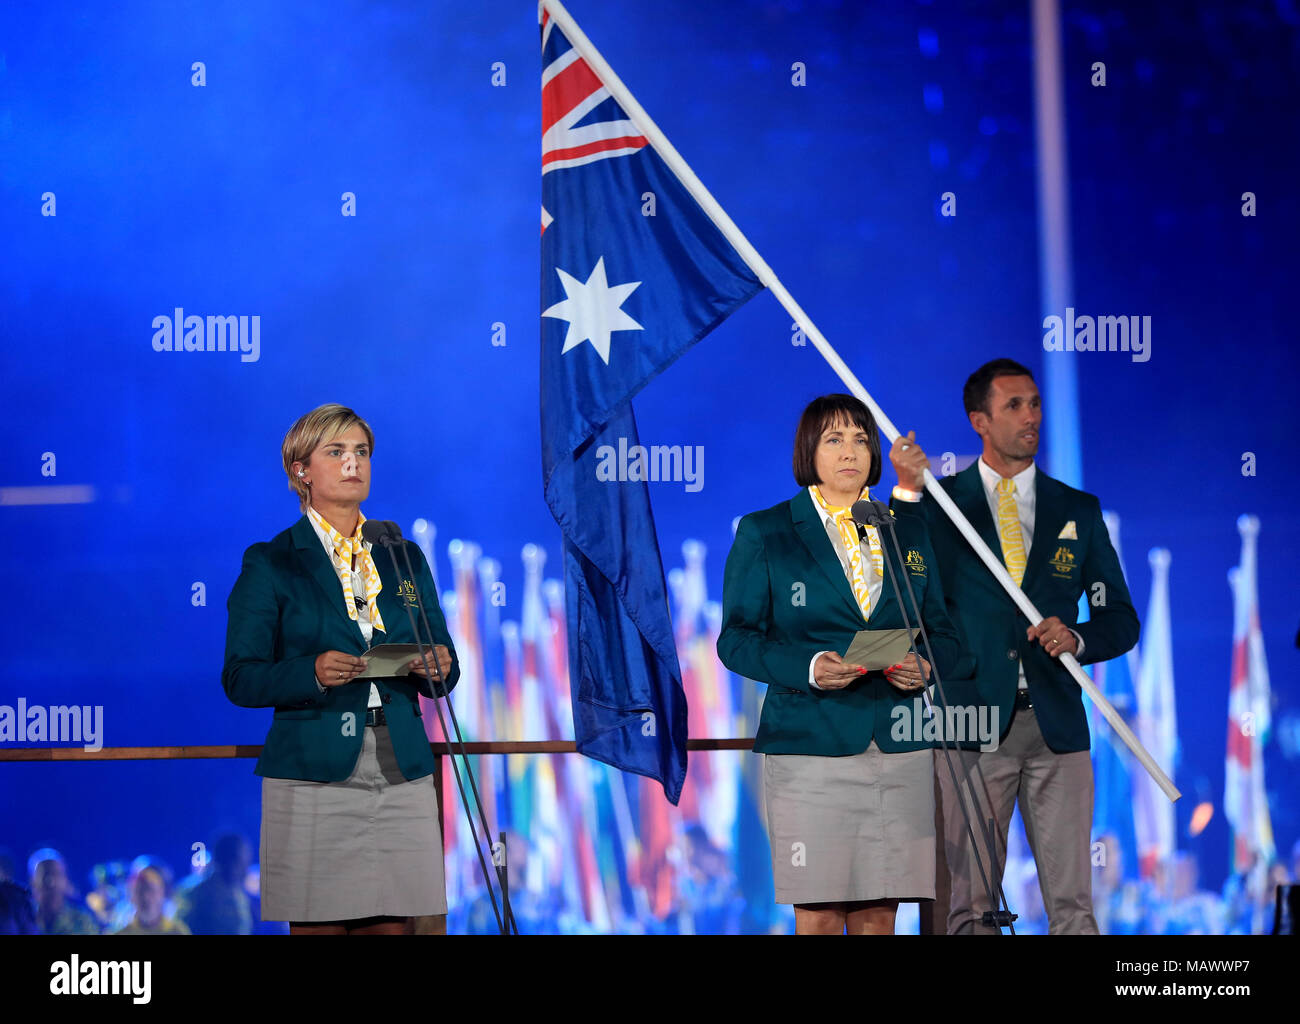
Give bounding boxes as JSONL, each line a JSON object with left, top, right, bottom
{"left": 932, "top": 706, "right": 1099, "bottom": 935}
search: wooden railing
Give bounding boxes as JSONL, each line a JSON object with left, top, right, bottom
{"left": 0, "top": 738, "right": 753, "bottom": 762}
{"left": 0, "top": 738, "right": 755, "bottom": 846}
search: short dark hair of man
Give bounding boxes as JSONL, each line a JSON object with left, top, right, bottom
{"left": 963, "top": 358, "right": 1036, "bottom": 417}
{"left": 792, "top": 393, "right": 883, "bottom": 489}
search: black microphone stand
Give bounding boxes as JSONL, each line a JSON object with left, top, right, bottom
{"left": 365, "top": 520, "right": 517, "bottom": 934}
{"left": 853, "top": 500, "right": 1016, "bottom": 934}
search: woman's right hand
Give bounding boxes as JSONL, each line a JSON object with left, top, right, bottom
{"left": 315, "top": 650, "right": 368, "bottom": 687}
{"left": 813, "top": 651, "right": 867, "bottom": 690}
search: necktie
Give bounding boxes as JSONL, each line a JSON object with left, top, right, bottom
{"left": 996, "top": 477, "right": 1027, "bottom": 585}
{"left": 307, "top": 507, "right": 386, "bottom": 632}
{"left": 811, "top": 487, "right": 883, "bottom": 621}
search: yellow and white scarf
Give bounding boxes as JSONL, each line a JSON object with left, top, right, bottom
{"left": 307, "top": 507, "right": 385, "bottom": 632}
{"left": 811, "top": 486, "right": 883, "bottom": 621}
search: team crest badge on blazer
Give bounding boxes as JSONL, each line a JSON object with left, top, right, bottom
{"left": 398, "top": 579, "right": 419, "bottom": 608}
{"left": 905, "top": 549, "right": 926, "bottom": 575}
{"left": 1049, "top": 546, "right": 1077, "bottom": 576}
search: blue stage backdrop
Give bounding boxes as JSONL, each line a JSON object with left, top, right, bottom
{"left": 1, "top": 0, "right": 1297, "bottom": 933}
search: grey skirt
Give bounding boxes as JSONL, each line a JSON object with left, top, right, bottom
{"left": 763, "top": 741, "right": 935, "bottom": 905}
{"left": 259, "top": 724, "right": 446, "bottom": 922}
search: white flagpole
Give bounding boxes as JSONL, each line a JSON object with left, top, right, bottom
{"left": 540, "top": 0, "right": 1179, "bottom": 803}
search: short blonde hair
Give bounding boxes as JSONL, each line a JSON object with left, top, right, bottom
{"left": 281, "top": 404, "right": 376, "bottom": 512}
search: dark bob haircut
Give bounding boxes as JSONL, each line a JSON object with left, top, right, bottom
{"left": 963, "top": 358, "right": 1035, "bottom": 417}
{"left": 792, "top": 394, "right": 882, "bottom": 489}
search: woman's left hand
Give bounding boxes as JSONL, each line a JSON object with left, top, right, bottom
{"left": 407, "top": 645, "right": 454, "bottom": 680}
{"left": 884, "top": 652, "right": 930, "bottom": 692}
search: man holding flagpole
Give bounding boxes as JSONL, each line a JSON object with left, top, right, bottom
{"left": 890, "top": 358, "right": 1140, "bottom": 934}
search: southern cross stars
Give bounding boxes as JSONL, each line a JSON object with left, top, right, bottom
{"left": 542, "top": 256, "right": 643, "bottom": 365}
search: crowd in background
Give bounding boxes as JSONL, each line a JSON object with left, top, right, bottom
{"left": 1082, "top": 834, "right": 1296, "bottom": 936}
{"left": 0, "top": 835, "right": 286, "bottom": 936}
{"left": 2, "top": 830, "right": 1294, "bottom": 935}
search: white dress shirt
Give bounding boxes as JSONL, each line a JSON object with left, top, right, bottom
{"left": 807, "top": 487, "right": 884, "bottom": 689}
{"left": 307, "top": 513, "right": 382, "bottom": 709}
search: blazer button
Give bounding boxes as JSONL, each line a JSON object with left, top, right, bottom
{"left": 1007, "top": 649, "right": 1018, "bottom": 660}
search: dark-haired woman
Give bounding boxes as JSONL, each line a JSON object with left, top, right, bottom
{"left": 717, "top": 394, "right": 971, "bottom": 935}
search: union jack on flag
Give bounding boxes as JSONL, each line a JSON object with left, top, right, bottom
{"left": 540, "top": 6, "right": 649, "bottom": 234}
{"left": 542, "top": 8, "right": 646, "bottom": 175}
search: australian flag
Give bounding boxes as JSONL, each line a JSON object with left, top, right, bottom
{"left": 539, "top": 3, "right": 762, "bottom": 803}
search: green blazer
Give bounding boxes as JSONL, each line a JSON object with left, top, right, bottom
{"left": 222, "top": 515, "right": 460, "bottom": 782}
{"left": 717, "top": 489, "right": 973, "bottom": 755}
{"left": 891, "top": 463, "right": 1139, "bottom": 753}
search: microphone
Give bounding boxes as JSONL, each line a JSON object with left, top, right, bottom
{"left": 361, "top": 519, "right": 399, "bottom": 546}
{"left": 851, "top": 498, "right": 894, "bottom": 529}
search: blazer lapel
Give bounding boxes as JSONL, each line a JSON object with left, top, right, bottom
{"left": 790, "top": 489, "right": 868, "bottom": 625}
{"left": 1025, "top": 470, "right": 1066, "bottom": 582}
{"left": 864, "top": 535, "right": 899, "bottom": 626}
{"left": 291, "top": 516, "right": 367, "bottom": 648}
{"left": 951, "top": 463, "right": 1002, "bottom": 562}
{"left": 371, "top": 541, "right": 410, "bottom": 642}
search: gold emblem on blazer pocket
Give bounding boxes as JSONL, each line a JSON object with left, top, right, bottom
{"left": 398, "top": 579, "right": 419, "bottom": 608}
{"left": 1049, "top": 545, "right": 1078, "bottom": 577}
{"left": 905, "top": 549, "right": 927, "bottom": 575}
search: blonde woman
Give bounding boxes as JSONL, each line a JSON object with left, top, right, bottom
{"left": 223, "top": 404, "right": 458, "bottom": 935}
